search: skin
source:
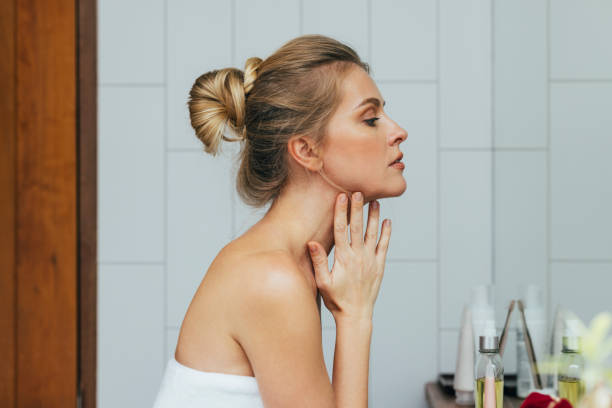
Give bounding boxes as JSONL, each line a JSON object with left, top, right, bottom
{"left": 174, "top": 64, "right": 408, "bottom": 406}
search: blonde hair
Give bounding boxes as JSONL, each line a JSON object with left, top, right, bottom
{"left": 188, "top": 34, "right": 369, "bottom": 208}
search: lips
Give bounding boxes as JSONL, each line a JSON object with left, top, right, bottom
{"left": 389, "top": 152, "right": 404, "bottom": 166}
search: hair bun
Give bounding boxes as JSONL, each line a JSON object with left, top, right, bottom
{"left": 188, "top": 68, "right": 246, "bottom": 156}
{"left": 243, "top": 57, "right": 262, "bottom": 95}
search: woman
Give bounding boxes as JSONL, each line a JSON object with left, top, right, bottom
{"left": 153, "top": 34, "right": 407, "bottom": 408}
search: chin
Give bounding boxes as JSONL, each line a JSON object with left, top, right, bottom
{"left": 388, "top": 178, "right": 407, "bottom": 197}
{"left": 367, "top": 178, "right": 407, "bottom": 201}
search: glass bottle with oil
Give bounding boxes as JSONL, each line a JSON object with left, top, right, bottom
{"left": 474, "top": 335, "right": 504, "bottom": 408}
{"left": 558, "top": 336, "right": 585, "bottom": 407}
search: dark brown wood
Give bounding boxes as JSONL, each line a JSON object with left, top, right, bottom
{"left": 425, "top": 382, "right": 524, "bottom": 408}
{"left": 77, "top": 0, "right": 98, "bottom": 406}
{"left": 0, "top": 0, "right": 17, "bottom": 405}
{"left": 15, "top": 0, "right": 78, "bottom": 406}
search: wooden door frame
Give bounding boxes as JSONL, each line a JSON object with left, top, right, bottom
{"left": 0, "top": 0, "right": 97, "bottom": 406}
{"left": 77, "top": 0, "right": 98, "bottom": 407}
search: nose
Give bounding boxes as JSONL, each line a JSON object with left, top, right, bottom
{"left": 389, "top": 121, "right": 408, "bottom": 145}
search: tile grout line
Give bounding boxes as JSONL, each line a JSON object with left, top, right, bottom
{"left": 163, "top": 0, "right": 169, "bottom": 365}
{"left": 491, "top": 0, "right": 496, "bottom": 290}
{"left": 435, "top": 0, "right": 441, "bottom": 375}
{"left": 546, "top": 0, "right": 552, "bottom": 331}
{"left": 550, "top": 78, "right": 612, "bottom": 83}
{"left": 551, "top": 259, "right": 612, "bottom": 264}
{"left": 230, "top": 0, "right": 237, "bottom": 238}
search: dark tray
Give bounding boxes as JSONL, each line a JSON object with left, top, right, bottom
{"left": 438, "top": 373, "right": 518, "bottom": 397}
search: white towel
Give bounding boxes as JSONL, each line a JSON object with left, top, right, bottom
{"left": 152, "top": 357, "right": 264, "bottom": 408}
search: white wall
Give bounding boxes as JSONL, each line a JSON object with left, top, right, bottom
{"left": 97, "top": 1, "right": 612, "bottom": 407}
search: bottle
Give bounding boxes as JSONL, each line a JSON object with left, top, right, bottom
{"left": 516, "top": 327, "right": 533, "bottom": 398}
{"left": 558, "top": 335, "right": 585, "bottom": 407}
{"left": 549, "top": 305, "right": 566, "bottom": 391}
{"left": 454, "top": 305, "right": 475, "bottom": 405}
{"left": 522, "top": 285, "right": 547, "bottom": 362}
{"left": 475, "top": 333, "right": 504, "bottom": 408}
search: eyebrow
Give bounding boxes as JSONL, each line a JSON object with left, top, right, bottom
{"left": 354, "top": 97, "right": 386, "bottom": 110}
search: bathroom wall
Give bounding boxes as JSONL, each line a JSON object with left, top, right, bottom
{"left": 97, "top": 0, "right": 612, "bottom": 407}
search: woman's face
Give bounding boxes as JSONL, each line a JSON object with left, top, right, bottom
{"left": 321, "top": 65, "right": 408, "bottom": 202}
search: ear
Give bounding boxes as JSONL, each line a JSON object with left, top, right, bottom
{"left": 287, "top": 134, "right": 323, "bottom": 172}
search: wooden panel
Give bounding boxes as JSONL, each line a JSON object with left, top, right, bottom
{"left": 16, "top": 0, "right": 78, "bottom": 405}
{"left": 77, "top": 0, "right": 98, "bottom": 406}
{"left": 0, "top": 0, "right": 16, "bottom": 405}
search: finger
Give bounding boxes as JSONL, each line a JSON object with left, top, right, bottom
{"left": 349, "top": 192, "right": 364, "bottom": 249}
{"left": 364, "top": 200, "right": 380, "bottom": 249}
{"left": 333, "top": 193, "right": 349, "bottom": 253}
{"left": 375, "top": 219, "right": 392, "bottom": 264}
{"left": 307, "top": 241, "right": 330, "bottom": 289}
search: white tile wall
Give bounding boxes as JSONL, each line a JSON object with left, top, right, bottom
{"left": 98, "top": 1, "right": 612, "bottom": 406}
{"left": 439, "top": 330, "right": 459, "bottom": 373}
{"left": 166, "top": 327, "right": 180, "bottom": 362}
{"left": 378, "top": 83, "right": 437, "bottom": 261}
{"left": 234, "top": 0, "right": 301, "bottom": 65}
{"left": 440, "top": 151, "right": 492, "bottom": 329}
{"left": 494, "top": 152, "right": 547, "bottom": 325}
{"left": 98, "top": 264, "right": 165, "bottom": 408}
{"left": 493, "top": 0, "right": 547, "bottom": 148}
{"left": 551, "top": 262, "right": 612, "bottom": 323}
{"left": 550, "top": 83, "right": 612, "bottom": 260}
{"left": 439, "top": 0, "right": 492, "bottom": 148}
{"left": 98, "top": 0, "right": 164, "bottom": 84}
{"left": 321, "top": 327, "right": 336, "bottom": 381}
{"left": 371, "top": 262, "right": 437, "bottom": 408}
{"left": 166, "top": 151, "right": 234, "bottom": 327}
{"left": 98, "top": 86, "right": 165, "bottom": 263}
{"left": 550, "top": 0, "right": 612, "bottom": 79}
{"left": 167, "top": 0, "right": 233, "bottom": 150}
{"left": 303, "top": 0, "right": 369, "bottom": 62}
{"left": 371, "top": 0, "right": 437, "bottom": 80}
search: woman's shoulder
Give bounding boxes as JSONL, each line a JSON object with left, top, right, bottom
{"left": 213, "top": 241, "right": 308, "bottom": 293}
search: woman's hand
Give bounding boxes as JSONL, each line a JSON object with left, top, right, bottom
{"left": 307, "top": 191, "right": 391, "bottom": 323}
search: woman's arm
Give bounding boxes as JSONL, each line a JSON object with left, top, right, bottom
{"left": 333, "top": 315, "right": 372, "bottom": 408}
{"left": 308, "top": 192, "right": 392, "bottom": 408}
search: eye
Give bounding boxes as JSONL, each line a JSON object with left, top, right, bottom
{"left": 364, "top": 117, "right": 380, "bottom": 127}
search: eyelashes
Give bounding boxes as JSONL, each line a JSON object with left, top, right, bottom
{"left": 364, "top": 117, "right": 380, "bottom": 127}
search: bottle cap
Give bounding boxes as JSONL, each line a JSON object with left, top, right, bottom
{"left": 562, "top": 336, "right": 581, "bottom": 352}
{"left": 479, "top": 335, "right": 499, "bottom": 352}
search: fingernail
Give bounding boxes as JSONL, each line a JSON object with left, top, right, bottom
{"left": 339, "top": 194, "right": 347, "bottom": 203}
{"left": 308, "top": 243, "right": 317, "bottom": 253}
{"left": 372, "top": 201, "right": 378, "bottom": 209}
{"left": 354, "top": 192, "right": 362, "bottom": 202}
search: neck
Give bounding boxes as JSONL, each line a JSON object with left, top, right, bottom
{"left": 253, "top": 175, "right": 354, "bottom": 272}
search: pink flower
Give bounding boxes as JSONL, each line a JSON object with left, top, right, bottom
{"left": 520, "top": 392, "right": 573, "bottom": 408}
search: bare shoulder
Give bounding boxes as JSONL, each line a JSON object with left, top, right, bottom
{"left": 222, "top": 247, "right": 334, "bottom": 406}
{"left": 231, "top": 249, "right": 312, "bottom": 297}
